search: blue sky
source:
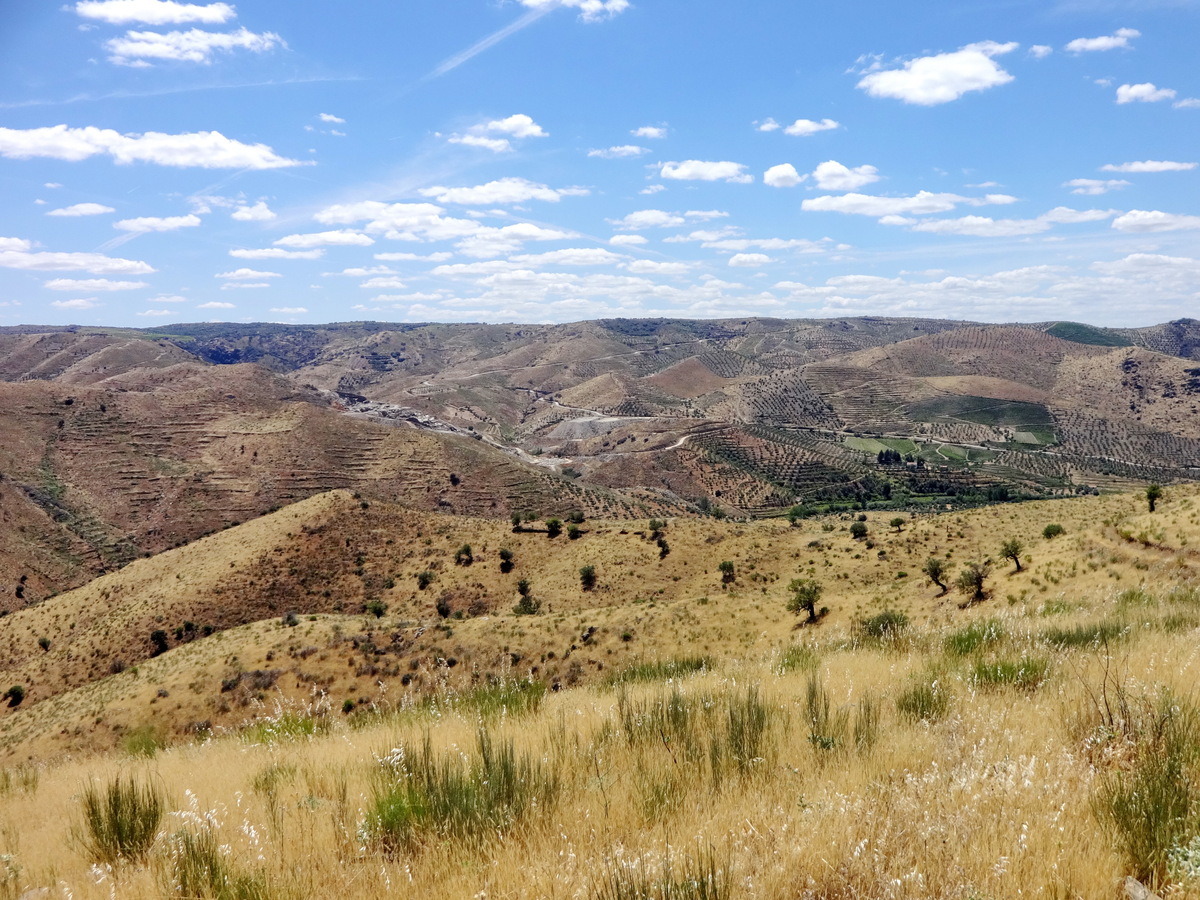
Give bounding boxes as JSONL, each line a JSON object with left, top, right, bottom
{"left": 1, "top": 0, "right": 1197, "bottom": 328}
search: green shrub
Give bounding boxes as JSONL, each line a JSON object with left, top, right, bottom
{"left": 944, "top": 619, "right": 1005, "bottom": 656}
{"left": 545, "top": 518, "right": 562, "bottom": 538}
{"left": 854, "top": 694, "right": 882, "bottom": 753}
{"left": 580, "top": 565, "right": 597, "bottom": 591}
{"left": 416, "top": 570, "right": 435, "bottom": 590}
{"left": 241, "top": 711, "right": 329, "bottom": 744}
{"left": 776, "top": 645, "right": 818, "bottom": 675}
{"left": 608, "top": 656, "right": 711, "bottom": 685}
{"left": 2, "top": 686, "right": 24, "bottom": 708}
{"left": 970, "top": 657, "right": 1050, "bottom": 691}
{"left": 1042, "top": 621, "right": 1126, "bottom": 649}
{"left": 856, "top": 610, "right": 909, "bottom": 641}
{"left": 454, "top": 544, "right": 473, "bottom": 566}
{"left": 122, "top": 724, "right": 165, "bottom": 758}
{"left": 365, "top": 599, "right": 388, "bottom": 619}
{"left": 896, "top": 677, "right": 951, "bottom": 723}
{"left": 1043, "top": 523, "right": 1065, "bottom": 539}
{"left": 805, "top": 676, "right": 847, "bottom": 752}
{"left": 77, "top": 776, "right": 165, "bottom": 865}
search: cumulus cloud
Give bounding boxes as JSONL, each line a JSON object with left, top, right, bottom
{"left": 0, "top": 125, "right": 304, "bottom": 169}
{"left": 640, "top": 184, "right": 665, "bottom": 195}
{"left": 802, "top": 190, "right": 972, "bottom": 217}
{"left": 1065, "top": 178, "right": 1130, "bottom": 195}
{"left": 1112, "top": 210, "right": 1200, "bottom": 232}
{"left": 1116, "top": 83, "right": 1176, "bottom": 104}
{"left": 625, "top": 260, "right": 690, "bottom": 275}
{"left": 446, "top": 114, "right": 547, "bottom": 153}
{"left": 756, "top": 118, "right": 781, "bottom": 132}
{"left": 74, "top": 0, "right": 235, "bottom": 25}
{"left": 216, "top": 267, "right": 280, "bottom": 280}
{"left": 728, "top": 253, "right": 772, "bottom": 267}
{"left": 782, "top": 118, "right": 841, "bottom": 137}
{"left": 587, "top": 145, "right": 649, "bottom": 158}
{"left": 812, "top": 160, "right": 881, "bottom": 191}
{"left": 610, "top": 234, "right": 648, "bottom": 246}
{"left": 231, "top": 201, "right": 276, "bottom": 221}
{"left": 1066, "top": 28, "right": 1139, "bottom": 53}
{"left": 517, "top": 0, "right": 629, "bottom": 22}
{"left": 0, "top": 248, "right": 154, "bottom": 274}
{"left": 51, "top": 298, "right": 99, "bottom": 310}
{"left": 764, "top": 163, "right": 804, "bottom": 188}
{"left": 114, "top": 213, "right": 202, "bottom": 232}
{"left": 856, "top": 41, "right": 1018, "bottom": 105}
{"left": 448, "top": 134, "right": 512, "bottom": 153}
{"left": 198, "top": 301, "right": 235, "bottom": 308}
{"left": 44, "top": 278, "right": 147, "bottom": 291}
{"left": 0, "top": 238, "right": 32, "bottom": 252}
{"left": 905, "top": 207, "right": 1116, "bottom": 237}
{"left": 359, "top": 277, "right": 407, "bottom": 290}
{"left": 455, "top": 223, "right": 575, "bottom": 258}
{"left": 607, "top": 209, "right": 685, "bottom": 230}
{"left": 318, "top": 113, "right": 345, "bottom": 124}
{"left": 1029, "top": 45, "right": 1053, "bottom": 58}
{"left": 660, "top": 160, "right": 753, "bottom": 183}
{"left": 270, "top": 306, "right": 307, "bottom": 314}
{"left": 420, "top": 178, "right": 588, "bottom": 205}
{"left": 632, "top": 126, "right": 666, "bottom": 139}
{"left": 511, "top": 248, "right": 624, "bottom": 266}
{"left": 230, "top": 247, "right": 324, "bottom": 260}
{"left": 274, "top": 230, "right": 374, "bottom": 248}
{"left": 106, "top": 27, "right": 284, "bottom": 66}
{"left": 1101, "top": 160, "right": 1197, "bottom": 173}
{"left": 47, "top": 202, "right": 115, "bottom": 217}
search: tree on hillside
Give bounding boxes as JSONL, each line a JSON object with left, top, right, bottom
{"left": 719, "top": 560, "right": 736, "bottom": 584}
{"left": 545, "top": 518, "right": 563, "bottom": 538}
{"left": 850, "top": 521, "right": 869, "bottom": 540}
{"left": 498, "top": 548, "right": 514, "bottom": 573}
{"left": 579, "top": 565, "right": 597, "bottom": 591}
{"left": 787, "top": 578, "right": 823, "bottom": 622}
{"left": 956, "top": 561, "right": 992, "bottom": 604}
{"left": 511, "top": 512, "right": 523, "bottom": 531}
{"left": 923, "top": 557, "right": 949, "bottom": 594}
{"left": 1000, "top": 538, "right": 1024, "bottom": 572}
{"left": 1146, "top": 484, "right": 1163, "bottom": 513}
{"left": 889, "top": 517, "right": 906, "bottom": 533}
{"left": 455, "top": 544, "right": 473, "bottom": 566}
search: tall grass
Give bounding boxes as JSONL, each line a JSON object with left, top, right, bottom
{"left": 608, "top": 657, "right": 713, "bottom": 685}
{"left": 896, "top": 675, "right": 952, "bottom": 723}
{"left": 944, "top": 619, "right": 1005, "bottom": 656}
{"left": 1042, "top": 620, "right": 1126, "bottom": 649}
{"left": 805, "top": 676, "right": 847, "bottom": 752}
{"left": 77, "top": 776, "right": 166, "bottom": 865}
{"left": 592, "top": 846, "right": 731, "bottom": 900}
{"left": 164, "top": 828, "right": 272, "bottom": 900}
{"left": 971, "top": 657, "right": 1051, "bottom": 692}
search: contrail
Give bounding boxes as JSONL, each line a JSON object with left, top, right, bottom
{"left": 425, "top": 7, "right": 554, "bottom": 80}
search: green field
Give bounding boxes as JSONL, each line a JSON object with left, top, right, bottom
{"left": 843, "top": 436, "right": 919, "bottom": 455}
{"left": 1045, "top": 321, "right": 1132, "bottom": 347}
{"left": 906, "top": 396, "right": 1055, "bottom": 428}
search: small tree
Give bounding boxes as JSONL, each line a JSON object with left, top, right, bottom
{"left": 1042, "top": 523, "right": 1065, "bottom": 540}
{"left": 3, "top": 685, "right": 24, "bottom": 707}
{"left": 417, "top": 570, "right": 435, "bottom": 589}
{"left": 567, "top": 510, "right": 585, "bottom": 524}
{"left": 365, "top": 599, "right": 388, "bottom": 619}
{"left": 648, "top": 519, "right": 666, "bottom": 540}
{"left": 545, "top": 518, "right": 563, "bottom": 538}
{"left": 1000, "top": 538, "right": 1024, "bottom": 572}
{"left": 579, "top": 565, "right": 597, "bottom": 591}
{"left": 956, "top": 561, "right": 992, "bottom": 603}
{"left": 787, "top": 578, "right": 823, "bottom": 621}
{"left": 511, "top": 512, "right": 523, "bottom": 531}
{"left": 149, "top": 630, "right": 169, "bottom": 657}
{"left": 889, "top": 517, "right": 906, "bottom": 534}
{"left": 513, "top": 579, "right": 540, "bottom": 615}
{"left": 517, "top": 578, "right": 532, "bottom": 599}
{"left": 455, "top": 544, "right": 473, "bottom": 566}
{"left": 567, "top": 524, "right": 582, "bottom": 540}
{"left": 498, "top": 548, "right": 514, "bottom": 574}
{"left": 1146, "top": 484, "right": 1163, "bottom": 512}
{"left": 657, "top": 536, "right": 670, "bottom": 559}
{"left": 922, "top": 557, "right": 948, "bottom": 594}
{"left": 718, "top": 560, "right": 736, "bottom": 584}
{"left": 850, "top": 521, "right": 869, "bottom": 540}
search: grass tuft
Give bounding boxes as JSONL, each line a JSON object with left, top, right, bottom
{"left": 77, "top": 776, "right": 166, "bottom": 865}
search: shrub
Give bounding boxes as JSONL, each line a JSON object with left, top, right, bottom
{"left": 944, "top": 619, "right": 1005, "bottom": 656}
{"left": 850, "top": 521, "right": 869, "bottom": 540}
{"left": 971, "top": 657, "right": 1050, "bottom": 691}
{"left": 454, "top": 544, "right": 473, "bottom": 566}
{"left": 567, "top": 510, "right": 585, "bottom": 524}
{"left": 77, "top": 776, "right": 165, "bottom": 865}
{"left": 955, "top": 560, "right": 992, "bottom": 603}
{"left": 922, "top": 557, "right": 949, "bottom": 593}
{"left": 776, "top": 645, "right": 818, "bottom": 674}
{"left": 513, "top": 594, "right": 541, "bottom": 616}
{"left": 806, "top": 675, "right": 848, "bottom": 752}
{"left": 122, "top": 724, "right": 165, "bottom": 758}
{"left": 545, "top": 518, "right": 562, "bottom": 538}
{"left": 579, "top": 565, "right": 597, "bottom": 591}
{"left": 896, "top": 677, "right": 951, "bottom": 723}
{"left": 165, "top": 827, "right": 271, "bottom": 900}
{"left": 856, "top": 609, "right": 909, "bottom": 641}
{"left": 718, "top": 561, "right": 735, "bottom": 584}
{"left": 657, "top": 537, "right": 670, "bottom": 559}
{"left": 889, "top": 517, "right": 906, "bottom": 533}
{"left": 37, "top": 636, "right": 50, "bottom": 652}
{"left": 567, "top": 524, "right": 582, "bottom": 540}
{"left": 365, "top": 599, "right": 388, "bottom": 618}
{"left": 3, "top": 685, "right": 24, "bottom": 708}
{"left": 1146, "top": 483, "right": 1163, "bottom": 512}
{"left": 498, "top": 549, "right": 514, "bottom": 573}
{"left": 1000, "top": 538, "right": 1025, "bottom": 571}
{"left": 417, "top": 570, "right": 435, "bottom": 590}
{"left": 1043, "top": 523, "right": 1065, "bottom": 539}
{"left": 150, "top": 630, "right": 170, "bottom": 657}
{"left": 786, "top": 578, "right": 822, "bottom": 621}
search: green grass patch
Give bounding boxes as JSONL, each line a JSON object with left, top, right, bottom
{"left": 776, "top": 645, "right": 819, "bottom": 675}
{"left": 907, "top": 396, "right": 1055, "bottom": 429}
{"left": 944, "top": 619, "right": 1005, "bottom": 656}
{"left": 971, "top": 657, "right": 1051, "bottom": 691}
{"left": 607, "top": 656, "right": 713, "bottom": 686}
{"left": 77, "top": 776, "right": 165, "bottom": 865}
{"left": 1042, "top": 621, "right": 1127, "bottom": 649}
{"left": 896, "top": 677, "right": 952, "bottom": 723}
{"left": 1046, "top": 321, "right": 1132, "bottom": 347}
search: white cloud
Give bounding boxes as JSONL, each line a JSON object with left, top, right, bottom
{"left": 230, "top": 247, "right": 324, "bottom": 260}
{"left": 1101, "top": 160, "right": 1197, "bottom": 173}
{"left": 105, "top": 27, "right": 284, "bottom": 66}
{"left": 374, "top": 251, "right": 453, "bottom": 262}
{"left": 0, "top": 238, "right": 32, "bottom": 252}
{"left": 198, "top": 301, "right": 235, "bottom": 308}
{"left": 609, "top": 234, "right": 648, "bottom": 246}
{"left": 704, "top": 238, "right": 829, "bottom": 253}
{"left": 856, "top": 41, "right": 1018, "bottom": 105}
{"left": 0, "top": 249, "right": 154, "bottom": 274}
{"left": 802, "top": 190, "right": 971, "bottom": 217}
{"left": 137, "top": 309, "right": 177, "bottom": 316}
{"left": 448, "top": 134, "right": 512, "bottom": 153}
{"left": 685, "top": 210, "right": 728, "bottom": 221}
{"left": 231, "top": 201, "right": 276, "bottom": 221}
{"left": 318, "top": 113, "right": 345, "bottom": 124}
{"left": 782, "top": 118, "right": 840, "bottom": 137}
{"left": 1174, "top": 98, "right": 1200, "bottom": 109}
{"left": 485, "top": 113, "right": 547, "bottom": 138}
{"left": 512, "top": 248, "right": 624, "bottom": 266}
{"left": 625, "top": 260, "right": 690, "bottom": 275}
{"left": 662, "top": 228, "right": 741, "bottom": 244}
{"left": 420, "top": 177, "right": 587, "bottom": 205}
{"left": 455, "top": 223, "right": 575, "bottom": 258}
{"left": 728, "top": 253, "right": 772, "bottom": 267}
{"left": 640, "top": 184, "right": 665, "bottom": 195}
{"left": 44, "top": 278, "right": 147, "bottom": 291}
{"left": 51, "top": 298, "right": 99, "bottom": 310}
{"left": 1112, "top": 210, "right": 1200, "bottom": 232}
{"left": 1065, "top": 178, "right": 1130, "bottom": 195}
{"left": 327, "top": 266, "right": 395, "bottom": 277}
{"left": 632, "top": 126, "right": 666, "bottom": 139}
{"left": 907, "top": 206, "right": 1116, "bottom": 236}
{"left": 517, "top": 0, "right": 629, "bottom": 22}
{"left": 607, "top": 209, "right": 685, "bottom": 230}
{"left": 0, "top": 125, "right": 304, "bottom": 169}
{"left": 1066, "top": 28, "right": 1139, "bottom": 53}
{"left": 151, "top": 295, "right": 187, "bottom": 303}
{"left": 360, "top": 277, "right": 408, "bottom": 289}
{"left": 216, "top": 267, "right": 280, "bottom": 280}
{"left": 764, "top": 163, "right": 804, "bottom": 188}
{"left": 270, "top": 306, "right": 307, "bottom": 313}
{"left": 74, "top": 0, "right": 235, "bottom": 25}
{"left": 587, "top": 145, "right": 648, "bottom": 158}
{"left": 756, "top": 118, "right": 781, "bottom": 132}
{"left": 1116, "top": 82, "right": 1176, "bottom": 104}
{"left": 114, "top": 213, "right": 201, "bottom": 232}
{"left": 47, "top": 202, "right": 115, "bottom": 217}
{"left": 1029, "top": 45, "right": 1053, "bottom": 59}
{"left": 660, "top": 160, "right": 753, "bottom": 183}
{"left": 274, "top": 230, "right": 374, "bottom": 248}
{"left": 812, "top": 160, "right": 881, "bottom": 191}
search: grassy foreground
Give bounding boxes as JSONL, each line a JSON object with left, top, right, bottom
{"left": 2, "top": 490, "right": 1200, "bottom": 898}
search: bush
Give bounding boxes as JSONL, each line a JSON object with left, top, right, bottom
{"left": 856, "top": 609, "right": 909, "bottom": 641}
{"left": 455, "top": 544, "right": 473, "bottom": 566}
{"left": 850, "top": 521, "right": 869, "bottom": 540}
{"left": 513, "top": 594, "right": 541, "bottom": 616}
{"left": 896, "top": 677, "right": 951, "bottom": 723}
{"left": 567, "top": 524, "right": 582, "bottom": 540}
{"left": 786, "top": 578, "right": 822, "bottom": 621}
{"left": 417, "top": 570, "right": 435, "bottom": 590}
{"left": 579, "top": 565, "right": 597, "bottom": 591}
{"left": 718, "top": 561, "right": 735, "bottom": 584}
{"left": 498, "top": 549, "right": 514, "bottom": 573}
{"left": 545, "top": 518, "right": 562, "bottom": 538}
{"left": 166, "top": 827, "right": 271, "bottom": 900}
{"left": 955, "top": 560, "right": 992, "bottom": 603}
{"left": 971, "top": 657, "right": 1050, "bottom": 691}
{"left": 1043, "top": 523, "right": 1065, "bottom": 539}
{"left": 3, "top": 685, "right": 24, "bottom": 707}
{"left": 567, "top": 510, "right": 585, "bottom": 524}
{"left": 776, "top": 644, "right": 818, "bottom": 674}
{"left": 365, "top": 599, "right": 388, "bottom": 619}
{"left": 944, "top": 619, "right": 1005, "bottom": 656}
{"left": 122, "top": 724, "right": 165, "bottom": 758}
{"left": 78, "top": 776, "right": 166, "bottom": 865}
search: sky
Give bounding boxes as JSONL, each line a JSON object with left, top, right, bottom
{"left": 1, "top": 0, "right": 1198, "bottom": 328}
